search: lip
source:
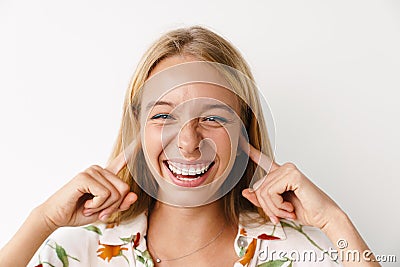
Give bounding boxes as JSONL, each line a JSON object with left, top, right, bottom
{"left": 162, "top": 160, "right": 215, "bottom": 187}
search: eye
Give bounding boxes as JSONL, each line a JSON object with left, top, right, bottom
{"left": 202, "top": 116, "right": 228, "bottom": 123}
{"left": 150, "top": 113, "right": 174, "bottom": 120}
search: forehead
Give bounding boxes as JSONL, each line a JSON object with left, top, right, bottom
{"left": 152, "top": 83, "right": 239, "bottom": 111}
{"left": 142, "top": 56, "right": 240, "bottom": 113}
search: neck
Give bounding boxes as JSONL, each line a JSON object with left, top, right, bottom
{"left": 148, "top": 199, "right": 227, "bottom": 238}
{"left": 147, "top": 199, "right": 237, "bottom": 262}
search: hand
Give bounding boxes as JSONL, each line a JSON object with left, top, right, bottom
{"left": 240, "top": 135, "right": 343, "bottom": 231}
{"left": 39, "top": 141, "right": 138, "bottom": 230}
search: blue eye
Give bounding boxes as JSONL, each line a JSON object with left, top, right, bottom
{"left": 203, "top": 116, "right": 228, "bottom": 123}
{"left": 151, "top": 113, "right": 174, "bottom": 120}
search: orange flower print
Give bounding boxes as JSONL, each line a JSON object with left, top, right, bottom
{"left": 106, "top": 222, "right": 118, "bottom": 229}
{"left": 239, "top": 238, "right": 257, "bottom": 266}
{"left": 97, "top": 241, "right": 128, "bottom": 262}
{"left": 240, "top": 228, "right": 247, "bottom": 236}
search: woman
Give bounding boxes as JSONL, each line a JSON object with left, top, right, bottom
{"left": 0, "top": 26, "right": 379, "bottom": 267}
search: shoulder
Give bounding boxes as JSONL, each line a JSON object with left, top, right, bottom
{"left": 28, "top": 225, "right": 99, "bottom": 266}
{"left": 235, "top": 212, "right": 342, "bottom": 267}
{"left": 29, "top": 212, "right": 150, "bottom": 267}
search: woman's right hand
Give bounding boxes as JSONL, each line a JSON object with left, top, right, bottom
{"left": 38, "top": 143, "right": 137, "bottom": 231}
{"left": 0, "top": 142, "right": 138, "bottom": 267}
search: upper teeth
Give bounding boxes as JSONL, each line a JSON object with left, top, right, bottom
{"left": 167, "top": 161, "right": 212, "bottom": 176}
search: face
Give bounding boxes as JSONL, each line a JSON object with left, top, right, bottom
{"left": 140, "top": 56, "right": 242, "bottom": 189}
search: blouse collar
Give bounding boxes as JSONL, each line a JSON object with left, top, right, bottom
{"left": 95, "top": 210, "right": 286, "bottom": 256}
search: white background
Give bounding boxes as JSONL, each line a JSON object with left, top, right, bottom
{"left": 1, "top": 0, "right": 399, "bottom": 264}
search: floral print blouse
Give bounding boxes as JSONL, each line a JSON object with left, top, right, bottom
{"left": 29, "top": 211, "right": 342, "bottom": 267}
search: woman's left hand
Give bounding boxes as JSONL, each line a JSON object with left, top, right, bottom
{"left": 240, "top": 135, "right": 344, "bottom": 231}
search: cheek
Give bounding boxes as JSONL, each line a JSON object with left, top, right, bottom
{"left": 143, "top": 126, "right": 163, "bottom": 162}
{"left": 207, "top": 130, "right": 234, "bottom": 166}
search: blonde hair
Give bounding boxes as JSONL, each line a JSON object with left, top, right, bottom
{"left": 108, "top": 26, "right": 273, "bottom": 225}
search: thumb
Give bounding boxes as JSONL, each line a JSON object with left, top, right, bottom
{"left": 242, "top": 188, "right": 261, "bottom": 207}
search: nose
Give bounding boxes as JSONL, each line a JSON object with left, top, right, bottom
{"left": 177, "top": 119, "right": 202, "bottom": 159}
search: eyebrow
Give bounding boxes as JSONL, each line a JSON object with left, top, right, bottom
{"left": 145, "top": 100, "right": 175, "bottom": 111}
{"left": 145, "top": 101, "right": 235, "bottom": 114}
{"left": 205, "top": 103, "right": 235, "bottom": 114}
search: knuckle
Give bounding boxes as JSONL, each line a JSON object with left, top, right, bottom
{"left": 86, "top": 169, "right": 96, "bottom": 177}
{"left": 85, "top": 165, "right": 101, "bottom": 173}
{"left": 292, "top": 171, "right": 302, "bottom": 183}
{"left": 283, "top": 162, "right": 302, "bottom": 178}
{"left": 120, "top": 183, "right": 130, "bottom": 194}
{"left": 108, "top": 188, "right": 121, "bottom": 202}
{"left": 100, "top": 189, "right": 111, "bottom": 198}
{"left": 84, "top": 166, "right": 97, "bottom": 175}
{"left": 78, "top": 172, "right": 91, "bottom": 180}
{"left": 283, "top": 162, "right": 297, "bottom": 170}
{"left": 90, "top": 165, "right": 103, "bottom": 171}
{"left": 113, "top": 190, "right": 121, "bottom": 201}
{"left": 266, "top": 187, "right": 275, "bottom": 196}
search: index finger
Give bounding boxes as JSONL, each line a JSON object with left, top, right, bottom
{"left": 106, "top": 139, "right": 138, "bottom": 174}
{"left": 239, "top": 134, "right": 280, "bottom": 173}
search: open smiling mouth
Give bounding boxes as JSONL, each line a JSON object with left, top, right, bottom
{"left": 163, "top": 160, "right": 216, "bottom": 187}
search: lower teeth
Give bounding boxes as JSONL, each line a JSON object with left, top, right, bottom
{"left": 177, "top": 176, "right": 201, "bottom": 181}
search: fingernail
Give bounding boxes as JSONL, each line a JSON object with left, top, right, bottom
{"left": 100, "top": 214, "right": 110, "bottom": 221}
{"left": 83, "top": 210, "right": 93, "bottom": 217}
